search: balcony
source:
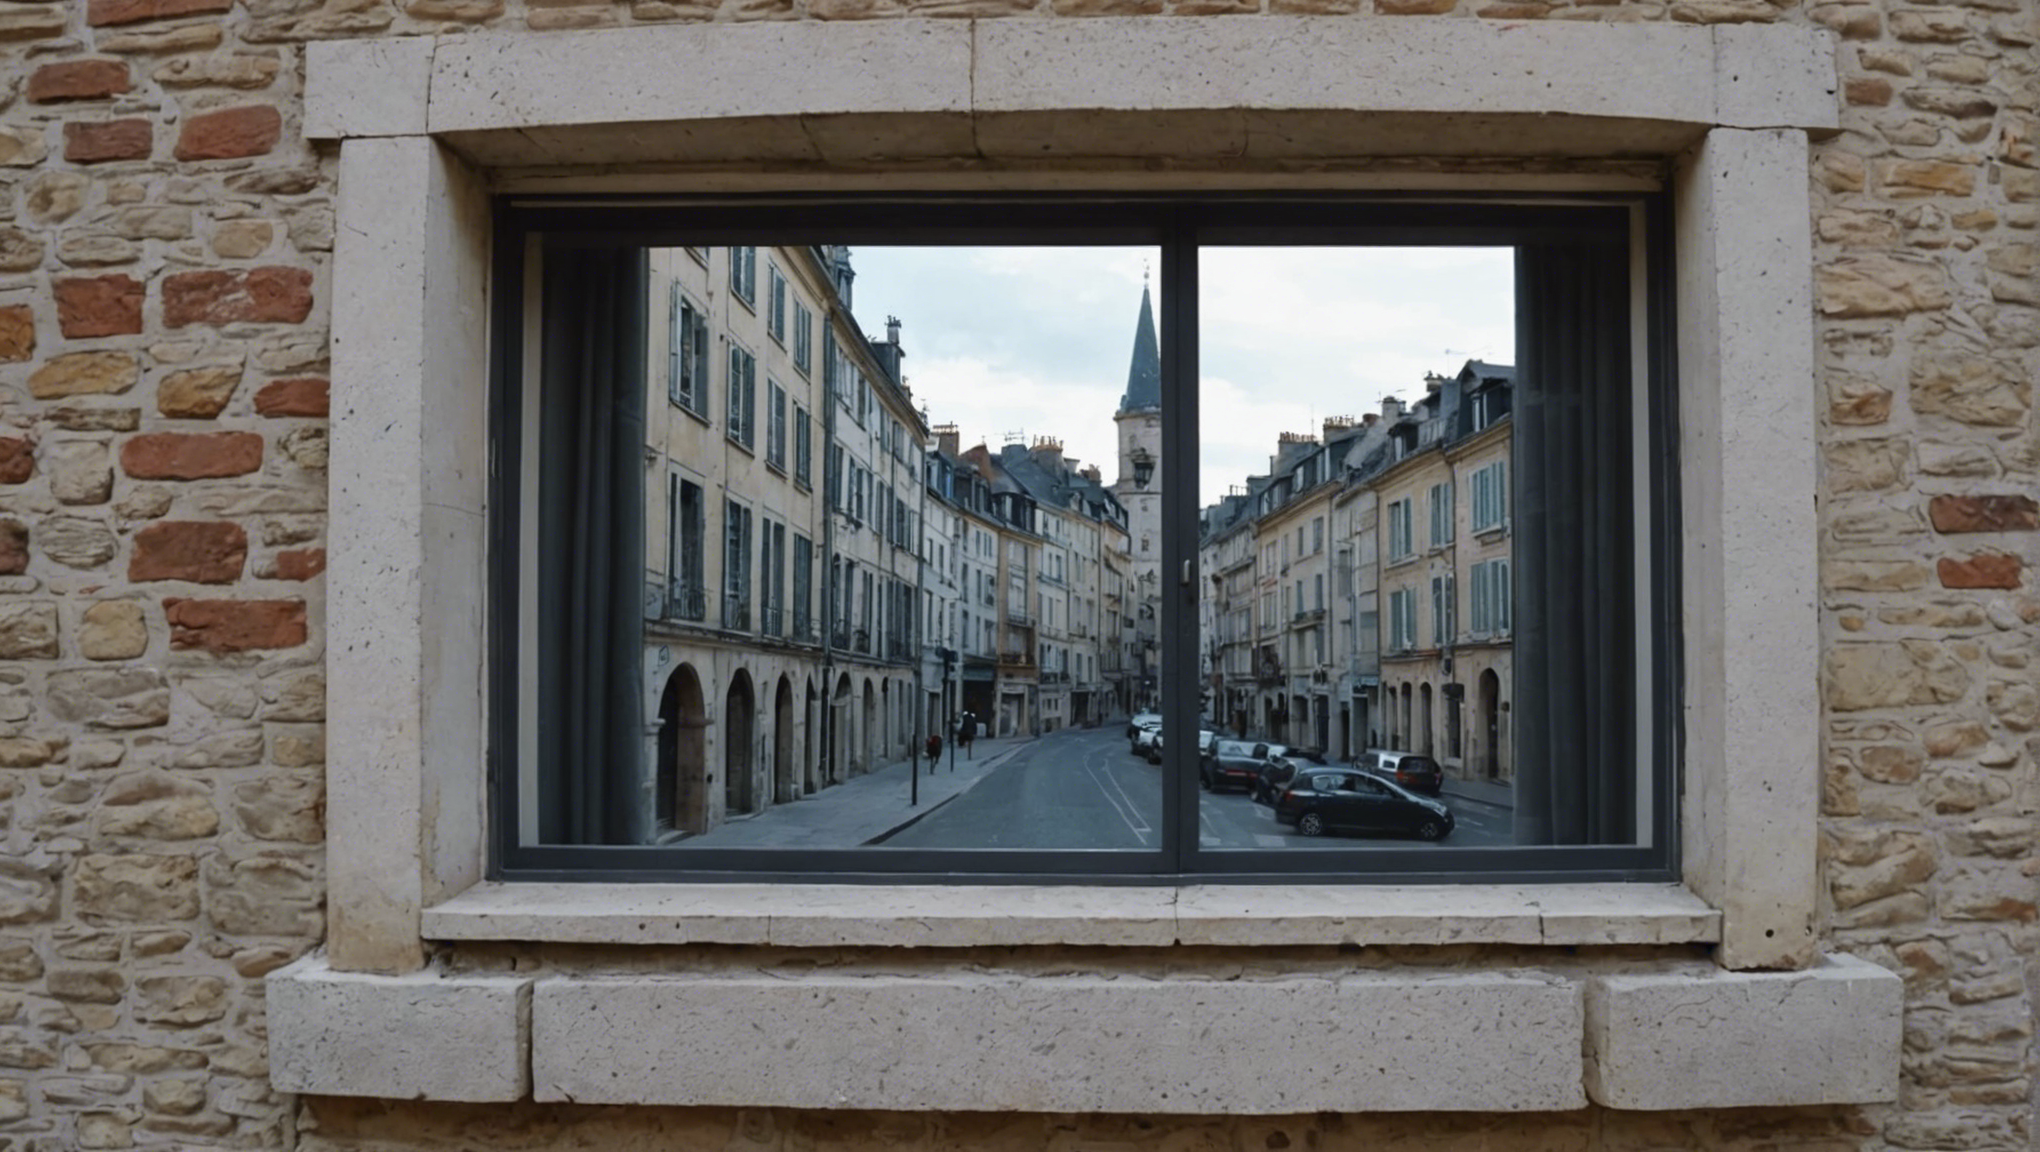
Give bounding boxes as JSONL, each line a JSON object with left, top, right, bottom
{"left": 760, "top": 606, "right": 784, "bottom": 637}
{"left": 1005, "top": 607, "right": 1035, "bottom": 627}
{"left": 1255, "top": 654, "right": 1284, "bottom": 686}
{"left": 831, "top": 621, "right": 850, "bottom": 650}
{"left": 721, "top": 601, "right": 751, "bottom": 633}
{"left": 854, "top": 627, "right": 872, "bottom": 655}
{"left": 792, "top": 614, "right": 817, "bottom": 646}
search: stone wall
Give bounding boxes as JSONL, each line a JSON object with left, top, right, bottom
{"left": 0, "top": 0, "right": 2033, "bottom": 1150}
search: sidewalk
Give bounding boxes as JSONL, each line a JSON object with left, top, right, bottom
{"left": 1439, "top": 772, "right": 1515, "bottom": 811}
{"left": 683, "top": 734, "right": 1032, "bottom": 849}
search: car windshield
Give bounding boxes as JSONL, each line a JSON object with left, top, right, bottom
{"left": 1213, "top": 741, "right": 1253, "bottom": 756}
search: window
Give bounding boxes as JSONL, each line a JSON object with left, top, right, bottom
{"left": 729, "top": 245, "right": 756, "bottom": 306}
{"left": 793, "top": 406, "right": 812, "bottom": 488}
{"left": 498, "top": 196, "right": 1670, "bottom": 883}
{"left": 667, "top": 286, "right": 710, "bottom": 417}
{"left": 726, "top": 345, "right": 756, "bottom": 450}
{"left": 767, "top": 264, "right": 787, "bottom": 344}
{"left": 1472, "top": 461, "right": 1508, "bottom": 533}
{"left": 792, "top": 301, "right": 813, "bottom": 375}
{"left": 1430, "top": 574, "right": 1455, "bottom": 648}
{"left": 1386, "top": 498, "right": 1413, "bottom": 562}
{"left": 722, "top": 499, "right": 752, "bottom": 632}
{"left": 1471, "top": 557, "right": 1511, "bottom": 636}
{"left": 1387, "top": 587, "right": 1416, "bottom": 652}
{"left": 765, "top": 380, "right": 787, "bottom": 471}
{"left": 1428, "top": 481, "right": 1454, "bottom": 549}
{"left": 792, "top": 533, "right": 812, "bottom": 642}
{"left": 667, "top": 476, "right": 705, "bottom": 621}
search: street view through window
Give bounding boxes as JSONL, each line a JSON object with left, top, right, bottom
{"left": 575, "top": 240, "right": 1604, "bottom": 857}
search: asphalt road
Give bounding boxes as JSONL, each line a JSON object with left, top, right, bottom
{"left": 880, "top": 725, "right": 1515, "bottom": 851}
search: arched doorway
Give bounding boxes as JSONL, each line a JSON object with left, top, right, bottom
{"left": 1418, "top": 682, "right": 1433, "bottom": 756}
{"left": 656, "top": 663, "right": 707, "bottom": 835}
{"left": 804, "top": 679, "right": 819, "bottom": 794}
{"left": 725, "top": 671, "right": 755, "bottom": 816}
{"left": 1479, "top": 668, "right": 1501, "bottom": 780}
{"left": 880, "top": 679, "right": 891, "bottom": 760}
{"left": 1399, "top": 683, "right": 1413, "bottom": 751}
{"left": 774, "top": 675, "right": 796, "bottom": 803}
{"left": 861, "top": 679, "right": 878, "bottom": 774}
{"left": 831, "top": 672, "right": 852, "bottom": 784}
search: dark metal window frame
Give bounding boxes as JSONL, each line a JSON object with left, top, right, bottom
{"left": 489, "top": 192, "right": 1682, "bottom": 884}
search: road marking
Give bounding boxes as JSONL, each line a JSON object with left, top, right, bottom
{"left": 1081, "top": 748, "right": 1151, "bottom": 846}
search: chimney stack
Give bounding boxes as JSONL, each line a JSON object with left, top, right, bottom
{"left": 934, "top": 422, "right": 961, "bottom": 458}
{"left": 1382, "top": 396, "right": 1404, "bottom": 424}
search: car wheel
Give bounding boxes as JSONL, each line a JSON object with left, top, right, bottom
{"left": 1297, "top": 812, "right": 1325, "bottom": 837}
{"left": 1417, "top": 819, "right": 1446, "bottom": 841}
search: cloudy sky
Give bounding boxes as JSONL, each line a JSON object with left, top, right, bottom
{"left": 849, "top": 246, "right": 1514, "bottom": 506}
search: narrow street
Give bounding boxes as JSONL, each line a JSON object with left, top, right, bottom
{"left": 879, "top": 725, "right": 1516, "bottom": 851}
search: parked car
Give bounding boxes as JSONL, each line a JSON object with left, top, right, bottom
{"left": 1249, "top": 745, "right": 1328, "bottom": 805}
{"left": 1273, "top": 769, "right": 1454, "bottom": 840}
{"left": 1130, "top": 721, "right": 1161, "bottom": 758}
{"left": 1200, "top": 739, "right": 1265, "bottom": 792}
{"left": 1125, "top": 712, "right": 1161, "bottom": 739}
{"left": 1358, "top": 749, "right": 1445, "bottom": 797}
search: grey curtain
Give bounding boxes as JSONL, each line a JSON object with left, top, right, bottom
{"left": 536, "top": 244, "right": 649, "bottom": 845}
{"left": 1512, "top": 239, "right": 1636, "bottom": 846}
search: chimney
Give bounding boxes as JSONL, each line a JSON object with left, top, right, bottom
{"left": 1382, "top": 396, "right": 1404, "bottom": 424}
{"left": 1030, "top": 435, "right": 1065, "bottom": 472}
{"left": 1080, "top": 464, "right": 1101, "bottom": 482}
{"left": 1362, "top": 412, "right": 1379, "bottom": 428}
{"left": 1323, "top": 415, "right": 1356, "bottom": 440}
{"left": 934, "top": 422, "right": 961, "bottom": 458}
{"left": 1424, "top": 372, "right": 1447, "bottom": 394}
{"left": 886, "top": 315, "right": 902, "bottom": 345}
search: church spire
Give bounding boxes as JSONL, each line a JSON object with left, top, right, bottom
{"left": 1118, "top": 280, "right": 1160, "bottom": 414}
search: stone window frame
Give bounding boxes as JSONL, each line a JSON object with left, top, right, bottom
{"left": 272, "top": 15, "right": 1898, "bottom": 1114}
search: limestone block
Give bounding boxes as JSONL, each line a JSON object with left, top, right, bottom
{"left": 47, "top": 440, "right": 112, "bottom": 505}
{"left": 533, "top": 970, "right": 1586, "bottom": 1113}
{"left": 267, "top": 955, "right": 531, "bottom": 1101}
{"left": 1584, "top": 953, "right": 1902, "bottom": 1108}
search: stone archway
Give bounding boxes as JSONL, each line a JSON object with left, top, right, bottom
{"left": 1479, "top": 668, "right": 1501, "bottom": 780}
{"left": 774, "top": 675, "right": 796, "bottom": 804}
{"left": 657, "top": 663, "right": 707, "bottom": 835}
{"left": 804, "top": 679, "right": 819, "bottom": 794}
{"left": 1418, "top": 682, "right": 1433, "bottom": 757}
{"left": 831, "top": 671, "right": 852, "bottom": 784}
{"left": 725, "top": 670, "right": 755, "bottom": 816}
{"left": 861, "top": 679, "right": 878, "bottom": 774}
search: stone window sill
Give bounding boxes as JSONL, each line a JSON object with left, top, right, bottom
{"left": 420, "top": 880, "right": 1722, "bottom": 949}
{"left": 268, "top": 945, "right": 1901, "bottom": 1113}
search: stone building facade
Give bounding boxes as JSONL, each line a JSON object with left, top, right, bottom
{"left": 0, "top": 5, "right": 2030, "bottom": 1152}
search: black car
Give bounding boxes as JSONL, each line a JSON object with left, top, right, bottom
{"left": 1248, "top": 745, "right": 1328, "bottom": 805}
{"left": 1200, "top": 739, "right": 1264, "bottom": 793}
{"left": 1273, "top": 769, "right": 1454, "bottom": 841}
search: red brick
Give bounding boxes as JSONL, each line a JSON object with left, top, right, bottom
{"left": 165, "top": 598, "right": 306, "bottom": 653}
{"left": 175, "top": 105, "right": 282, "bottom": 162}
{"left": 253, "top": 378, "right": 328, "bottom": 418}
{"left": 28, "top": 60, "right": 131, "bottom": 103}
{"left": 1929, "top": 494, "right": 2040, "bottom": 534}
{"left": 273, "top": 548, "right": 325, "bottom": 581}
{"left": 88, "top": 0, "right": 233, "bottom": 24}
{"left": 0, "top": 306, "right": 33, "bottom": 363}
{"left": 130, "top": 521, "right": 247, "bottom": 584}
{"left": 63, "top": 119, "right": 151, "bottom": 164}
{"left": 54, "top": 275, "right": 144, "bottom": 339}
{"left": 121, "top": 432, "right": 262, "bottom": 480}
{"left": 0, "top": 439, "right": 32, "bottom": 485}
{"left": 162, "top": 267, "right": 313, "bottom": 329}
{"left": 1938, "top": 553, "right": 2023, "bottom": 589}
{"left": 0, "top": 521, "right": 25, "bottom": 576}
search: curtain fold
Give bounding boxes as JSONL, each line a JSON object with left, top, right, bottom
{"left": 536, "top": 245, "right": 649, "bottom": 845}
{"left": 1513, "top": 239, "right": 1635, "bottom": 847}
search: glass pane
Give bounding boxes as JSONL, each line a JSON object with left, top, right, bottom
{"left": 537, "top": 243, "right": 1167, "bottom": 851}
{"left": 1193, "top": 247, "right": 1596, "bottom": 849}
